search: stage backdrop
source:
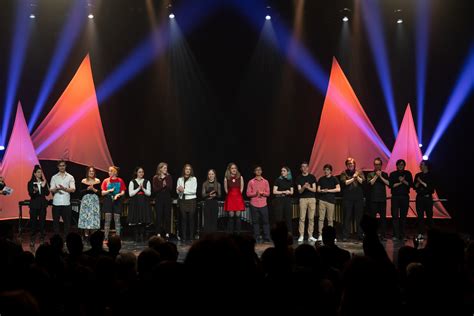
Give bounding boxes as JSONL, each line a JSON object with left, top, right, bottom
{"left": 31, "top": 54, "right": 114, "bottom": 172}
{"left": 0, "top": 103, "right": 52, "bottom": 220}
{"left": 309, "top": 57, "right": 390, "bottom": 178}
{"left": 385, "top": 104, "right": 450, "bottom": 219}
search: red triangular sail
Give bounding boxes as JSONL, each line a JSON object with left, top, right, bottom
{"left": 385, "top": 104, "right": 450, "bottom": 218}
{"left": 31, "top": 54, "right": 113, "bottom": 171}
{"left": 0, "top": 103, "right": 47, "bottom": 220}
{"left": 309, "top": 57, "right": 390, "bottom": 178}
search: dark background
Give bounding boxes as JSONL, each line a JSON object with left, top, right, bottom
{"left": 0, "top": 0, "right": 473, "bottom": 234}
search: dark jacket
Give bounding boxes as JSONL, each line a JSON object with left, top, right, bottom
{"left": 28, "top": 180, "right": 50, "bottom": 209}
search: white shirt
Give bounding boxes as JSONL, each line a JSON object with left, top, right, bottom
{"left": 33, "top": 181, "right": 43, "bottom": 194}
{"left": 176, "top": 176, "right": 197, "bottom": 200}
{"left": 50, "top": 172, "right": 76, "bottom": 206}
{"left": 128, "top": 178, "right": 151, "bottom": 197}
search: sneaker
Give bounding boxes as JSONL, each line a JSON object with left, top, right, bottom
{"left": 297, "top": 235, "right": 304, "bottom": 243}
{"left": 317, "top": 235, "right": 323, "bottom": 242}
{"left": 308, "top": 236, "right": 317, "bottom": 242}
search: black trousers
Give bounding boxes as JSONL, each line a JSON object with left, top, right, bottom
{"left": 342, "top": 198, "right": 364, "bottom": 239}
{"left": 273, "top": 197, "right": 292, "bottom": 233}
{"left": 30, "top": 207, "right": 46, "bottom": 237}
{"left": 52, "top": 205, "right": 72, "bottom": 236}
{"left": 202, "top": 199, "right": 218, "bottom": 233}
{"left": 155, "top": 196, "right": 172, "bottom": 235}
{"left": 179, "top": 199, "right": 196, "bottom": 240}
{"left": 416, "top": 195, "right": 433, "bottom": 234}
{"left": 370, "top": 201, "right": 387, "bottom": 236}
{"left": 391, "top": 195, "right": 409, "bottom": 239}
{"left": 250, "top": 205, "right": 270, "bottom": 240}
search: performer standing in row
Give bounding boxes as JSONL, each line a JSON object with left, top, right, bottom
{"left": 296, "top": 162, "right": 317, "bottom": 243}
{"left": 273, "top": 166, "right": 294, "bottom": 233}
{"left": 153, "top": 162, "right": 173, "bottom": 238}
{"left": 201, "top": 169, "right": 221, "bottom": 234}
{"left": 78, "top": 166, "right": 101, "bottom": 240}
{"left": 414, "top": 160, "right": 435, "bottom": 240}
{"left": 317, "top": 164, "right": 340, "bottom": 242}
{"left": 102, "top": 166, "right": 126, "bottom": 241}
{"left": 367, "top": 158, "right": 389, "bottom": 239}
{"left": 177, "top": 164, "right": 197, "bottom": 241}
{"left": 128, "top": 167, "right": 152, "bottom": 242}
{"left": 340, "top": 158, "right": 365, "bottom": 241}
{"left": 224, "top": 163, "right": 245, "bottom": 234}
{"left": 246, "top": 166, "right": 271, "bottom": 242}
{"left": 27, "top": 165, "right": 49, "bottom": 247}
{"left": 389, "top": 159, "right": 413, "bottom": 241}
{"left": 50, "top": 160, "right": 75, "bottom": 237}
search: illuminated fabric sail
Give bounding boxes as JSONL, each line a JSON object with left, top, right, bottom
{"left": 32, "top": 54, "right": 113, "bottom": 171}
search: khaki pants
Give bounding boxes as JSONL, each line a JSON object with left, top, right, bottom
{"left": 318, "top": 200, "right": 335, "bottom": 236}
{"left": 299, "top": 198, "right": 316, "bottom": 236}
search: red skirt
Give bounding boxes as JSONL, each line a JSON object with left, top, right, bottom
{"left": 224, "top": 187, "right": 245, "bottom": 211}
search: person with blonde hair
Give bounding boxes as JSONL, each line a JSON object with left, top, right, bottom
{"left": 153, "top": 162, "right": 173, "bottom": 238}
{"left": 177, "top": 164, "right": 197, "bottom": 241}
{"left": 224, "top": 163, "right": 245, "bottom": 234}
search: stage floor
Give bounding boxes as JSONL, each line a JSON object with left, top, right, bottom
{"left": 19, "top": 235, "right": 423, "bottom": 265}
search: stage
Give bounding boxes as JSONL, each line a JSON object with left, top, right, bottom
{"left": 18, "top": 231, "right": 427, "bottom": 265}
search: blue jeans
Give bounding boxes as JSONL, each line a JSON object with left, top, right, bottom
{"left": 250, "top": 205, "right": 270, "bottom": 240}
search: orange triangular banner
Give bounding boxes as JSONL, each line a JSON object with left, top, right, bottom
{"left": 31, "top": 54, "right": 113, "bottom": 171}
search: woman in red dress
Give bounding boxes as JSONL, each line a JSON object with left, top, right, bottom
{"left": 224, "top": 163, "right": 245, "bottom": 234}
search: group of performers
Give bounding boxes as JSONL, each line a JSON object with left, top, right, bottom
{"left": 5, "top": 157, "right": 435, "bottom": 246}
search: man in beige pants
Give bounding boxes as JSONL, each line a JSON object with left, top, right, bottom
{"left": 317, "top": 164, "right": 341, "bottom": 241}
{"left": 296, "top": 162, "right": 317, "bottom": 243}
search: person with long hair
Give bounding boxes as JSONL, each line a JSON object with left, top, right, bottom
{"left": 389, "top": 159, "right": 413, "bottom": 241}
{"left": 153, "top": 162, "right": 173, "bottom": 238}
{"left": 128, "top": 167, "right": 152, "bottom": 243}
{"left": 50, "top": 160, "right": 76, "bottom": 237}
{"left": 101, "top": 166, "right": 126, "bottom": 241}
{"left": 78, "top": 166, "right": 101, "bottom": 240}
{"left": 340, "top": 158, "right": 365, "bottom": 241}
{"left": 177, "top": 164, "right": 197, "bottom": 242}
{"left": 223, "top": 163, "right": 245, "bottom": 234}
{"left": 27, "top": 165, "right": 49, "bottom": 247}
{"left": 201, "top": 169, "right": 221, "bottom": 234}
{"left": 246, "top": 165, "right": 271, "bottom": 242}
{"left": 414, "top": 160, "right": 435, "bottom": 240}
{"left": 273, "top": 166, "right": 294, "bottom": 232}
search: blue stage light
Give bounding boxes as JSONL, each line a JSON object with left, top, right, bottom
{"left": 35, "top": 0, "right": 222, "bottom": 153}
{"left": 0, "top": 0, "right": 32, "bottom": 147}
{"left": 28, "top": 0, "right": 87, "bottom": 131}
{"left": 415, "top": 0, "right": 430, "bottom": 145}
{"left": 425, "top": 46, "right": 474, "bottom": 157}
{"left": 360, "top": 0, "right": 399, "bottom": 137}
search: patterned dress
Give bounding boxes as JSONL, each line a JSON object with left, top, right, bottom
{"left": 78, "top": 181, "right": 101, "bottom": 229}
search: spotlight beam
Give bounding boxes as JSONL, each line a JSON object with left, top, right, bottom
{"left": 231, "top": 0, "right": 390, "bottom": 156}
{"left": 0, "top": 0, "right": 32, "bottom": 147}
{"left": 230, "top": 0, "right": 328, "bottom": 93}
{"left": 35, "top": 0, "right": 222, "bottom": 154}
{"left": 28, "top": 0, "right": 87, "bottom": 131}
{"left": 360, "top": 0, "right": 399, "bottom": 137}
{"left": 415, "top": 0, "right": 430, "bottom": 145}
{"left": 425, "top": 46, "right": 474, "bottom": 157}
